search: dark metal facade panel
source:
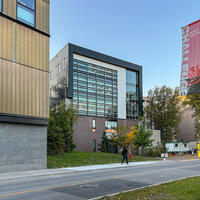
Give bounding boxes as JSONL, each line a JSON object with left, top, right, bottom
{"left": 0, "top": 113, "right": 48, "bottom": 125}
{"left": 68, "top": 44, "right": 73, "bottom": 98}
{"left": 138, "top": 67, "right": 143, "bottom": 116}
{"left": 68, "top": 43, "right": 142, "bottom": 70}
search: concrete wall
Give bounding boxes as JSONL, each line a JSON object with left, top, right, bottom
{"left": 151, "top": 130, "right": 161, "bottom": 147}
{"left": 73, "top": 116, "right": 105, "bottom": 152}
{"left": 73, "top": 116, "right": 137, "bottom": 152}
{"left": 177, "top": 106, "right": 196, "bottom": 142}
{"left": 49, "top": 44, "right": 68, "bottom": 103}
{"left": 0, "top": 123, "right": 47, "bottom": 173}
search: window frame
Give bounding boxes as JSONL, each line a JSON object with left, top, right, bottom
{"left": 17, "top": 0, "right": 36, "bottom": 27}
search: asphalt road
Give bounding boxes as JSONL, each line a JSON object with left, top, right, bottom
{"left": 0, "top": 159, "right": 200, "bottom": 200}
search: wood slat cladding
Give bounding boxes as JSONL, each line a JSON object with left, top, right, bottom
{"left": 0, "top": 16, "right": 49, "bottom": 72}
{"left": 0, "top": 58, "right": 49, "bottom": 118}
{"left": 36, "top": 0, "right": 50, "bottom": 34}
{"left": 0, "top": 0, "right": 49, "bottom": 124}
{"left": 3, "top": 0, "right": 16, "bottom": 19}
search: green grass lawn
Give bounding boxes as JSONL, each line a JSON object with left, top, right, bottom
{"left": 100, "top": 177, "right": 200, "bottom": 200}
{"left": 47, "top": 151, "right": 161, "bottom": 168}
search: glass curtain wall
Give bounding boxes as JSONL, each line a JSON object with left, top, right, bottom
{"left": 73, "top": 59, "right": 118, "bottom": 118}
{"left": 126, "top": 70, "right": 139, "bottom": 119}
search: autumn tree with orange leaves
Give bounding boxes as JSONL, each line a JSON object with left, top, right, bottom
{"left": 110, "top": 126, "right": 138, "bottom": 148}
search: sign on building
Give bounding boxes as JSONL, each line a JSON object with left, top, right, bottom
{"left": 180, "top": 20, "right": 200, "bottom": 95}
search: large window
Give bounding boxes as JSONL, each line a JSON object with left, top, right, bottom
{"left": 73, "top": 59, "right": 118, "bottom": 118}
{"left": 126, "top": 70, "right": 139, "bottom": 119}
{"left": 105, "top": 121, "right": 117, "bottom": 130}
{"left": 17, "top": 0, "right": 35, "bottom": 27}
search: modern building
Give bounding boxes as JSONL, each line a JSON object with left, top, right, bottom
{"left": 50, "top": 43, "right": 142, "bottom": 152}
{"left": 0, "top": 0, "right": 50, "bottom": 172}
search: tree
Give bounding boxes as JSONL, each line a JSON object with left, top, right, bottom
{"left": 184, "top": 93, "right": 200, "bottom": 118}
{"left": 47, "top": 110, "right": 65, "bottom": 155}
{"left": 145, "top": 86, "right": 182, "bottom": 151}
{"left": 194, "top": 117, "right": 200, "bottom": 141}
{"left": 184, "top": 93, "right": 200, "bottom": 141}
{"left": 56, "top": 103, "right": 78, "bottom": 152}
{"left": 110, "top": 126, "right": 138, "bottom": 148}
{"left": 98, "top": 131, "right": 112, "bottom": 153}
{"left": 134, "top": 118, "right": 153, "bottom": 153}
{"left": 50, "top": 77, "right": 67, "bottom": 107}
{"left": 47, "top": 102, "right": 78, "bottom": 155}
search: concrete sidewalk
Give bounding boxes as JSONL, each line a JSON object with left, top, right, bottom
{"left": 0, "top": 161, "right": 162, "bottom": 181}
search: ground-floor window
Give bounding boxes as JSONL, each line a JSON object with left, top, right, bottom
{"left": 92, "top": 140, "right": 96, "bottom": 152}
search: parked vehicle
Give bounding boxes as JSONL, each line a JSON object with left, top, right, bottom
{"left": 166, "top": 142, "right": 191, "bottom": 154}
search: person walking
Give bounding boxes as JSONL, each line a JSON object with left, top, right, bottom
{"left": 121, "top": 147, "right": 128, "bottom": 164}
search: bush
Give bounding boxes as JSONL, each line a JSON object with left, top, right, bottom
{"left": 98, "top": 131, "right": 118, "bottom": 154}
{"left": 141, "top": 146, "right": 163, "bottom": 157}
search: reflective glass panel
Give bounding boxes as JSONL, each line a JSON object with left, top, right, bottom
{"left": 17, "top": 4, "right": 35, "bottom": 26}
{"left": 126, "top": 70, "right": 139, "bottom": 119}
{"left": 0, "top": 0, "right": 2, "bottom": 12}
{"left": 18, "top": 0, "right": 35, "bottom": 10}
{"left": 73, "top": 59, "right": 118, "bottom": 117}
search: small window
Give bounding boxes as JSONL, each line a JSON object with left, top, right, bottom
{"left": 92, "top": 120, "right": 96, "bottom": 129}
{"left": 63, "top": 58, "right": 66, "bottom": 67}
{"left": 184, "top": 144, "right": 187, "bottom": 147}
{"left": 17, "top": 0, "right": 35, "bottom": 27}
{"left": 175, "top": 143, "right": 178, "bottom": 147}
{"left": 56, "top": 65, "right": 59, "bottom": 75}
{"left": 58, "top": 63, "right": 60, "bottom": 74}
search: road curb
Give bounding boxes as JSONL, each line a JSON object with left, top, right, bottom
{"left": 0, "top": 161, "right": 163, "bottom": 182}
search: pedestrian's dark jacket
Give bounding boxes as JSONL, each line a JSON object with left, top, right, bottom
{"left": 122, "top": 148, "right": 128, "bottom": 156}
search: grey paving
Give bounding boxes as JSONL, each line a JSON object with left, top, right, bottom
{"left": 0, "top": 161, "right": 161, "bottom": 181}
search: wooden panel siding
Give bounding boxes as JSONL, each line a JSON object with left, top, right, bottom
{"left": 0, "top": 59, "right": 49, "bottom": 118}
{"left": 0, "top": 16, "right": 49, "bottom": 71}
